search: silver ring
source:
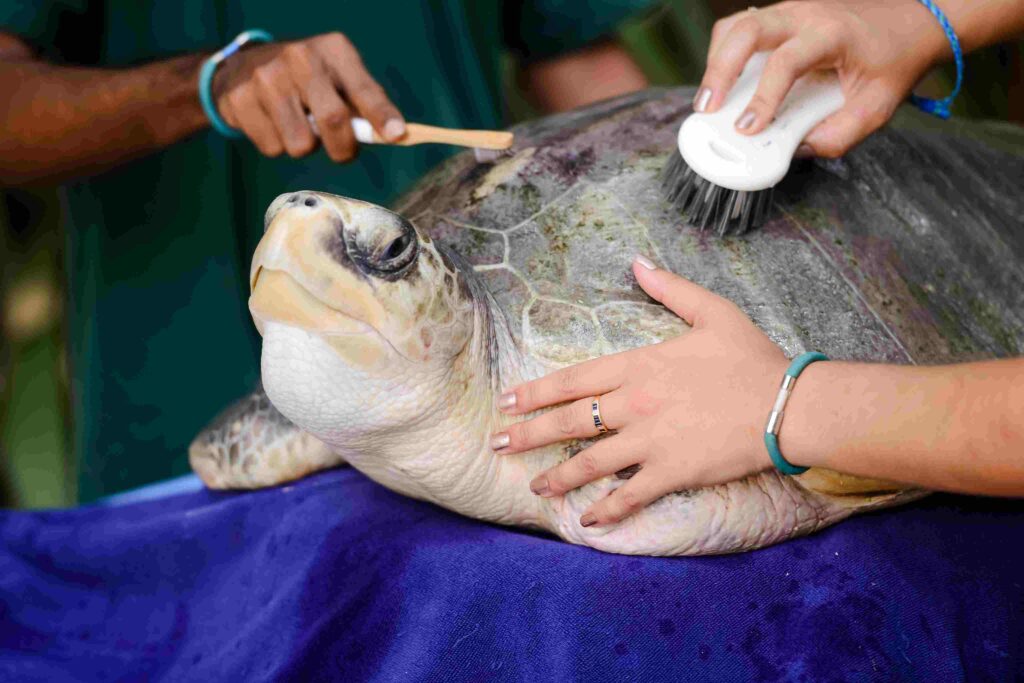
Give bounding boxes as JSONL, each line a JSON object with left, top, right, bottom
{"left": 591, "top": 397, "right": 609, "bottom": 434}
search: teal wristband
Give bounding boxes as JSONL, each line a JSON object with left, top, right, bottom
{"left": 764, "top": 351, "right": 829, "bottom": 476}
{"left": 199, "top": 29, "right": 275, "bottom": 139}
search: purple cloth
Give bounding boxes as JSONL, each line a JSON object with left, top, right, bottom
{"left": 1, "top": 467, "right": 1020, "bottom": 681}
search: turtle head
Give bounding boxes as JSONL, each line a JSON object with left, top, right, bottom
{"left": 252, "top": 191, "right": 473, "bottom": 363}
{"left": 249, "top": 192, "right": 494, "bottom": 469}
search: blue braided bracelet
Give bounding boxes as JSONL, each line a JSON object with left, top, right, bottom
{"left": 199, "top": 29, "right": 275, "bottom": 138}
{"left": 764, "top": 351, "right": 829, "bottom": 476}
{"left": 909, "top": 0, "right": 963, "bottom": 119}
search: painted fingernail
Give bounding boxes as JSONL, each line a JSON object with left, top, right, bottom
{"left": 693, "top": 87, "right": 712, "bottom": 113}
{"left": 794, "top": 143, "right": 815, "bottom": 159}
{"left": 736, "top": 110, "right": 756, "bottom": 131}
{"left": 490, "top": 433, "right": 510, "bottom": 451}
{"left": 384, "top": 118, "right": 406, "bottom": 141}
{"left": 634, "top": 254, "right": 657, "bottom": 270}
{"left": 497, "top": 392, "right": 517, "bottom": 410}
{"left": 530, "top": 477, "right": 551, "bottom": 496}
{"left": 580, "top": 513, "right": 597, "bottom": 528}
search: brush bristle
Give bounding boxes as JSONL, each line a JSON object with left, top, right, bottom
{"left": 660, "top": 152, "right": 773, "bottom": 236}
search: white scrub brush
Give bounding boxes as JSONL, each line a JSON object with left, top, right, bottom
{"left": 662, "top": 52, "right": 845, "bottom": 235}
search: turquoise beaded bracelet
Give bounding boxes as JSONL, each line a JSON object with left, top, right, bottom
{"left": 198, "top": 29, "right": 275, "bottom": 138}
{"left": 764, "top": 351, "right": 828, "bottom": 476}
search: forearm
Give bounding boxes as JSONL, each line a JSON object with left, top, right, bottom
{"left": 519, "top": 39, "right": 648, "bottom": 113}
{"left": 784, "top": 358, "right": 1024, "bottom": 495}
{"left": 0, "top": 51, "right": 209, "bottom": 186}
{"left": 933, "top": 0, "right": 1024, "bottom": 54}
{"left": 863, "top": 0, "right": 1024, "bottom": 67}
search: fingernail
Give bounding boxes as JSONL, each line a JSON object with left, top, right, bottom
{"left": 634, "top": 254, "right": 656, "bottom": 270}
{"left": 736, "top": 110, "right": 756, "bottom": 131}
{"left": 383, "top": 118, "right": 406, "bottom": 141}
{"left": 497, "top": 392, "right": 517, "bottom": 410}
{"left": 580, "top": 513, "right": 597, "bottom": 527}
{"left": 490, "top": 433, "right": 510, "bottom": 451}
{"left": 794, "top": 143, "right": 815, "bottom": 159}
{"left": 529, "top": 477, "right": 551, "bottom": 497}
{"left": 693, "top": 87, "right": 712, "bottom": 113}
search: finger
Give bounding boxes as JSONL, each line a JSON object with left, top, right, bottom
{"left": 223, "top": 84, "right": 284, "bottom": 157}
{"left": 284, "top": 43, "right": 358, "bottom": 162}
{"left": 705, "top": 14, "right": 744, "bottom": 63}
{"left": 793, "top": 142, "right": 816, "bottom": 159}
{"left": 698, "top": 12, "right": 793, "bottom": 113}
{"left": 528, "top": 433, "right": 645, "bottom": 498}
{"left": 735, "top": 35, "right": 836, "bottom": 135}
{"left": 497, "top": 355, "right": 627, "bottom": 415}
{"left": 803, "top": 84, "right": 900, "bottom": 158}
{"left": 632, "top": 256, "right": 736, "bottom": 328}
{"left": 580, "top": 470, "right": 667, "bottom": 527}
{"left": 317, "top": 33, "right": 405, "bottom": 141}
{"left": 306, "top": 86, "right": 358, "bottom": 163}
{"left": 253, "top": 60, "right": 316, "bottom": 158}
{"left": 492, "top": 391, "right": 628, "bottom": 455}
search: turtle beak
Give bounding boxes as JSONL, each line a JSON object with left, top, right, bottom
{"left": 250, "top": 191, "right": 381, "bottom": 338}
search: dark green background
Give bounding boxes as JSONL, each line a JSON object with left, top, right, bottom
{"left": 2, "top": 1, "right": 1022, "bottom": 508}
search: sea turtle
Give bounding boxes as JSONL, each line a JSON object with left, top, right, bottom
{"left": 190, "top": 88, "right": 1024, "bottom": 556}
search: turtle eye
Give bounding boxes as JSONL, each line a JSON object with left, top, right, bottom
{"left": 382, "top": 232, "right": 413, "bottom": 264}
{"left": 338, "top": 211, "right": 420, "bottom": 279}
{"left": 348, "top": 219, "right": 419, "bottom": 277}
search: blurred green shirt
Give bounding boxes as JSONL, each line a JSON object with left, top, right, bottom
{"left": 2, "top": 0, "right": 651, "bottom": 501}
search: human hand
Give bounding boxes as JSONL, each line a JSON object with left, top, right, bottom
{"left": 694, "top": 0, "right": 949, "bottom": 157}
{"left": 211, "top": 32, "right": 404, "bottom": 161}
{"left": 491, "top": 255, "right": 790, "bottom": 527}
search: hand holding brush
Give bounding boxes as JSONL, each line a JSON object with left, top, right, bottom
{"left": 664, "top": 0, "right": 1024, "bottom": 235}
{"left": 694, "top": 0, "right": 1023, "bottom": 159}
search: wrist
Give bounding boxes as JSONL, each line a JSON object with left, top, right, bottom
{"left": 772, "top": 359, "right": 841, "bottom": 471}
{"left": 902, "top": 0, "right": 955, "bottom": 69}
{"left": 159, "top": 53, "right": 212, "bottom": 143}
{"left": 200, "top": 30, "right": 275, "bottom": 138}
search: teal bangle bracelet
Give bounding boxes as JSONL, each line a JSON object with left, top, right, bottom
{"left": 764, "top": 351, "right": 829, "bottom": 476}
{"left": 199, "top": 29, "right": 275, "bottom": 139}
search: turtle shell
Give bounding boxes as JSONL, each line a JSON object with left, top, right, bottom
{"left": 394, "top": 88, "right": 1024, "bottom": 370}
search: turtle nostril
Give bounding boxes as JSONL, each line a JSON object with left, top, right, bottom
{"left": 304, "top": 197, "right": 318, "bottom": 208}
{"left": 286, "top": 194, "right": 299, "bottom": 204}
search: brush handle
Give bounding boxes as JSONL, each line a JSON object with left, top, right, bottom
{"left": 306, "top": 115, "right": 513, "bottom": 150}
{"left": 678, "top": 52, "right": 844, "bottom": 192}
{"left": 388, "top": 122, "right": 514, "bottom": 150}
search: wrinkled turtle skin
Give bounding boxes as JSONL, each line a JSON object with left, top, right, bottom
{"left": 191, "top": 87, "right": 1024, "bottom": 556}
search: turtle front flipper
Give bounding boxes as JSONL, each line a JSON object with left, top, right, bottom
{"left": 189, "top": 385, "right": 345, "bottom": 489}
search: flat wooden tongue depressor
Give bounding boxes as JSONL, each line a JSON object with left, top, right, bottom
{"left": 305, "top": 114, "right": 514, "bottom": 163}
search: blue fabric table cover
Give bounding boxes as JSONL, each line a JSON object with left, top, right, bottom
{"left": 0, "top": 467, "right": 1020, "bottom": 682}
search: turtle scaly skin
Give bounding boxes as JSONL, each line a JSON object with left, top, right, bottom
{"left": 191, "top": 88, "right": 1024, "bottom": 555}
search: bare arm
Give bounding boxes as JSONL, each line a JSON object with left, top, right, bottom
{"left": 784, "top": 358, "right": 1024, "bottom": 496}
{"left": 937, "top": 0, "right": 1024, "bottom": 52}
{"left": 519, "top": 39, "right": 649, "bottom": 113}
{"left": 0, "top": 38, "right": 209, "bottom": 186}
{"left": 0, "top": 32, "right": 404, "bottom": 187}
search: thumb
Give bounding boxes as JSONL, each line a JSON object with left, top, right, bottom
{"left": 803, "top": 85, "right": 899, "bottom": 158}
{"left": 632, "top": 255, "right": 731, "bottom": 327}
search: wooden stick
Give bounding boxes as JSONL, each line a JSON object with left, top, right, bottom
{"left": 309, "top": 115, "right": 515, "bottom": 151}
{"left": 387, "top": 123, "right": 514, "bottom": 150}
